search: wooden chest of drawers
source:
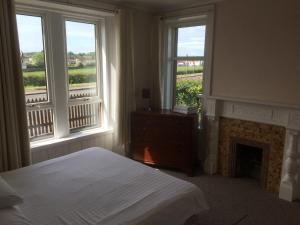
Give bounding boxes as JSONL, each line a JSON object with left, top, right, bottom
{"left": 130, "top": 110, "right": 197, "bottom": 176}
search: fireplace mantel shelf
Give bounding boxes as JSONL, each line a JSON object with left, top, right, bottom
{"left": 205, "top": 97, "right": 300, "bottom": 131}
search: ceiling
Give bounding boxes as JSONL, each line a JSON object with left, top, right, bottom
{"left": 95, "top": 0, "right": 213, "bottom": 12}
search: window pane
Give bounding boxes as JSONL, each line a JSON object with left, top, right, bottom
{"left": 16, "top": 14, "right": 54, "bottom": 140}
{"left": 65, "top": 21, "right": 97, "bottom": 99}
{"left": 177, "top": 26, "right": 206, "bottom": 57}
{"left": 175, "top": 60, "right": 203, "bottom": 109}
{"left": 26, "top": 108, "right": 54, "bottom": 139}
{"left": 68, "top": 102, "right": 101, "bottom": 131}
{"left": 16, "top": 14, "right": 48, "bottom": 103}
{"left": 65, "top": 20, "right": 101, "bottom": 132}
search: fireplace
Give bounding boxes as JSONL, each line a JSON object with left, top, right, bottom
{"left": 218, "top": 117, "right": 285, "bottom": 192}
{"left": 204, "top": 98, "right": 300, "bottom": 201}
{"left": 230, "top": 138, "right": 270, "bottom": 188}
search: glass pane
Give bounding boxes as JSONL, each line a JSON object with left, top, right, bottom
{"left": 177, "top": 26, "right": 206, "bottom": 57}
{"left": 65, "top": 21, "right": 97, "bottom": 99}
{"left": 68, "top": 102, "right": 101, "bottom": 132}
{"left": 27, "top": 108, "right": 54, "bottom": 139}
{"left": 16, "top": 14, "right": 48, "bottom": 104}
{"left": 16, "top": 14, "right": 54, "bottom": 140}
{"left": 175, "top": 60, "right": 204, "bottom": 110}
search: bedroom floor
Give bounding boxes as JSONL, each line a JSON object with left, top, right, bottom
{"left": 164, "top": 170, "right": 300, "bottom": 225}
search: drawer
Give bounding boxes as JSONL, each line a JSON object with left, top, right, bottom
{"left": 130, "top": 110, "right": 197, "bottom": 176}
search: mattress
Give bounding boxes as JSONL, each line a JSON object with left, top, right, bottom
{"left": 1, "top": 147, "right": 209, "bottom": 225}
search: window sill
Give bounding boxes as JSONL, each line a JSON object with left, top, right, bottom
{"left": 30, "top": 127, "right": 113, "bottom": 151}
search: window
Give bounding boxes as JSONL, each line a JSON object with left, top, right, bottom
{"left": 17, "top": 14, "right": 54, "bottom": 139}
{"left": 17, "top": 14, "right": 49, "bottom": 102}
{"left": 65, "top": 20, "right": 101, "bottom": 132}
{"left": 16, "top": 7, "right": 106, "bottom": 141}
{"left": 65, "top": 21, "right": 98, "bottom": 99}
{"left": 162, "top": 12, "right": 214, "bottom": 124}
{"left": 174, "top": 26, "right": 206, "bottom": 112}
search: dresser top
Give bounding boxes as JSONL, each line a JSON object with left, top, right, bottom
{"left": 132, "top": 109, "right": 197, "bottom": 118}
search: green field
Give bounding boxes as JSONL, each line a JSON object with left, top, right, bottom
{"left": 23, "top": 65, "right": 203, "bottom": 94}
{"left": 177, "top": 65, "right": 203, "bottom": 75}
{"left": 23, "top": 67, "right": 97, "bottom": 91}
{"left": 25, "top": 83, "right": 96, "bottom": 92}
{"left": 23, "top": 65, "right": 202, "bottom": 80}
{"left": 23, "top": 65, "right": 202, "bottom": 112}
{"left": 23, "top": 67, "right": 96, "bottom": 78}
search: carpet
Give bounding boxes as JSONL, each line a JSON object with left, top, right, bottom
{"left": 164, "top": 170, "right": 300, "bottom": 225}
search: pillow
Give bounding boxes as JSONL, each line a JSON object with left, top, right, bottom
{"left": 0, "top": 177, "right": 23, "bottom": 209}
{"left": 0, "top": 206, "right": 33, "bottom": 225}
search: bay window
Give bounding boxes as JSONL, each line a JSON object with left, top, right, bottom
{"left": 16, "top": 6, "right": 107, "bottom": 141}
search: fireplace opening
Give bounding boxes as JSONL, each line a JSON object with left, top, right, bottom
{"left": 231, "top": 138, "right": 269, "bottom": 188}
{"left": 235, "top": 143, "right": 263, "bottom": 180}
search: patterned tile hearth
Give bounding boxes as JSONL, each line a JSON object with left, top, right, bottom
{"left": 218, "top": 117, "right": 286, "bottom": 192}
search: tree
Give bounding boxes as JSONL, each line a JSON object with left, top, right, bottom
{"left": 176, "top": 80, "right": 202, "bottom": 112}
{"left": 31, "top": 51, "right": 45, "bottom": 68}
{"left": 76, "top": 62, "right": 84, "bottom": 68}
{"left": 87, "top": 52, "right": 95, "bottom": 56}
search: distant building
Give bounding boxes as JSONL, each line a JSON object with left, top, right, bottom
{"left": 67, "top": 53, "right": 96, "bottom": 66}
{"left": 20, "top": 51, "right": 37, "bottom": 69}
{"left": 20, "top": 51, "right": 30, "bottom": 69}
{"left": 177, "top": 60, "right": 202, "bottom": 66}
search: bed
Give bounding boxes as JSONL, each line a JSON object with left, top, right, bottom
{"left": 0, "top": 147, "right": 209, "bottom": 225}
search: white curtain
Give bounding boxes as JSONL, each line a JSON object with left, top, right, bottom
{"left": 0, "top": 0, "right": 31, "bottom": 172}
{"left": 112, "top": 9, "right": 136, "bottom": 156}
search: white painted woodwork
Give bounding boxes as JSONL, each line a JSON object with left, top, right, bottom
{"left": 279, "top": 130, "right": 299, "bottom": 201}
{"left": 204, "top": 97, "right": 300, "bottom": 201}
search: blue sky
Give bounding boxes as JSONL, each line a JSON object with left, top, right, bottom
{"left": 65, "top": 21, "right": 96, "bottom": 54}
{"left": 177, "top": 26, "right": 206, "bottom": 57}
{"left": 16, "top": 15, "right": 96, "bottom": 54}
{"left": 16, "top": 15, "right": 44, "bottom": 53}
{"left": 16, "top": 14, "right": 206, "bottom": 55}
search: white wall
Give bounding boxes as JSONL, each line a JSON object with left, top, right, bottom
{"left": 212, "top": 0, "right": 300, "bottom": 107}
{"left": 207, "top": 0, "right": 300, "bottom": 200}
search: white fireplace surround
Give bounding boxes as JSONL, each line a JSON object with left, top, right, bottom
{"left": 203, "top": 96, "right": 300, "bottom": 202}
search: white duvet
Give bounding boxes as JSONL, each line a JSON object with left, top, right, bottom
{"left": 1, "top": 147, "right": 209, "bottom": 225}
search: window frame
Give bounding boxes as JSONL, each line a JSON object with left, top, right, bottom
{"left": 16, "top": 10, "right": 56, "bottom": 141}
{"left": 64, "top": 17, "right": 102, "bottom": 101}
{"left": 161, "top": 10, "right": 215, "bottom": 114}
{"left": 16, "top": 11, "right": 54, "bottom": 108}
{"left": 16, "top": 3, "right": 110, "bottom": 141}
{"left": 63, "top": 17, "right": 104, "bottom": 133}
{"left": 172, "top": 23, "right": 206, "bottom": 108}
